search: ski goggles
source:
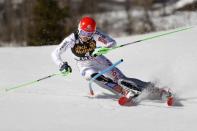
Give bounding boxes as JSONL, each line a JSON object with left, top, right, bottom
{"left": 79, "top": 29, "right": 94, "bottom": 37}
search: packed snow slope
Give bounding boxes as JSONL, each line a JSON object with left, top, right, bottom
{"left": 1, "top": 27, "right": 197, "bottom": 131}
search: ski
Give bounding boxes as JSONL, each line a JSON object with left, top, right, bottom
{"left": 118, "top": 95, "right": 175, "bottom": 107}
{"left": 118, "top": 87, "right": 176, "bottom": 107}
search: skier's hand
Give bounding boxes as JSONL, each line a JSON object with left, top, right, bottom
{"left": 59, "top": 62, "right": 72, "bottom": 76}
{"left": 92, "top": 47, "right": 111, "bottom": 57}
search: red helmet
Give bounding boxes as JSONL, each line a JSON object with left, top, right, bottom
{"left": 78, "top": 16, "right": 96, "bottom": 37}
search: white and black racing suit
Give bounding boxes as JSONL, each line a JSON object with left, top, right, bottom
{"left": 52, "top": 29, "right": 149, "bottom": 96}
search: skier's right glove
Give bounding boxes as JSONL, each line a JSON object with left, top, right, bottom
{"left": 59, "top": 62, "right": 72, "bottom": 76}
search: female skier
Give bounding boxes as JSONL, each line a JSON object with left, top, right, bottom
{"left": 51, "top": 16, "right": 173, "bottom": 105}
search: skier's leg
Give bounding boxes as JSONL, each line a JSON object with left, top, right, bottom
{"left": 76, "top": 57, "right": 143, "bottom": 96}
{"left": 83, "top": 68, "right": 131, "bottom": 96}
{"left": 100, "top": 61, "right": 150, "bottom": 91}
{"left": 93, "top": 55, "right": 126, "bottom": 82}
{"left": 93, "top": 56, "right": 148, "bottom": 93}
{"left": 76, "top": 60, "right": 126, "bottom": 96}
{"left": 90, "top": 73, "right": 127, "bottom": 96}
{"left": 118, "top": 77, "right": 151, "bottom": 91}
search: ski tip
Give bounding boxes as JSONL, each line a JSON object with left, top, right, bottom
{"left": 167, "top": 97, "right": 174, "bottom": 106}
{"left": 118, "top": 96, "right": 128, "bottom": 106}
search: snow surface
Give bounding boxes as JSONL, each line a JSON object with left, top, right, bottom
{"left": 1, "top": 27, "right": 197, "bottom": 131}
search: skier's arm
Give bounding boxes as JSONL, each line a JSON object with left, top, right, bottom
{"left": 94, "top": 30, "right": 117, "bottom": 48}
{"left": 51, "top": 33, "right": 75, "bottom": 68}
{"left": 92, "top": 30, "right": 117, "bottom": 56}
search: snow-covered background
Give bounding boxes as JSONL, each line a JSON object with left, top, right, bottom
{"left": 96, "top": 10, "right": 197, "bottom": 37}
{"left": 1, "top": 26, "right": 197, "bottom": 131}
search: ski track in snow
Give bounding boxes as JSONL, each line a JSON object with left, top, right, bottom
{"left": 0, "top": 27, "right": 197, "bottom": 131}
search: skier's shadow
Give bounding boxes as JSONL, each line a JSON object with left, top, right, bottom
{"left": 85, "top": 93, "right": 197, "bottom": 107}
{"left": 177, "top": 96, "right": 197, "bottom": 104}
{"left": 94, "top": 93, "right": 188, "bottom": 107}
{"left": 94, "top": 93, "right": 119, "bottom": 101}
{"left": 127, "top": 96, "right": 197, "bottom": 107}
{"left": 164, "top": 96, "right": 197, "bottom": 107}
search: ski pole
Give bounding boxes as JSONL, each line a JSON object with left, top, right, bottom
{"left": 4, "top": 72, "right": 63, "bottom": 92}
{"left": 115, "top": 26, "right": 193, "bottom": 48}
{"left": 89, "top": 59, "right": 123, "bottom": 96}
{"left": 95, "top": 26, "right": 193, "bottom": 55}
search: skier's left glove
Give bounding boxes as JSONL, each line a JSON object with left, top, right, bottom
{"left": 92, "top": 47, "right": 112, "bottom": 57}
{"left": 59, "top": 62, "right": 72, "bottom": 76}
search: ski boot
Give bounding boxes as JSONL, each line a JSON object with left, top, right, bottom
{"left": 117, "top": 79, "right": 141, "bottom": 106}
{"left": 160, "top": 88, "right": 174, "bottom": 106}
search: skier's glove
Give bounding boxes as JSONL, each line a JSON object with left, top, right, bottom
{"left": 59, "top": 62, "right": 72, "bottom": 76}
{"left": 92, "top": 47, "right": 111, "bottom": 57}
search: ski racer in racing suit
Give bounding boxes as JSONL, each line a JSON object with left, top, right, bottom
{"left": 51, "top": 16, "right": 169, "bottom": 101}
